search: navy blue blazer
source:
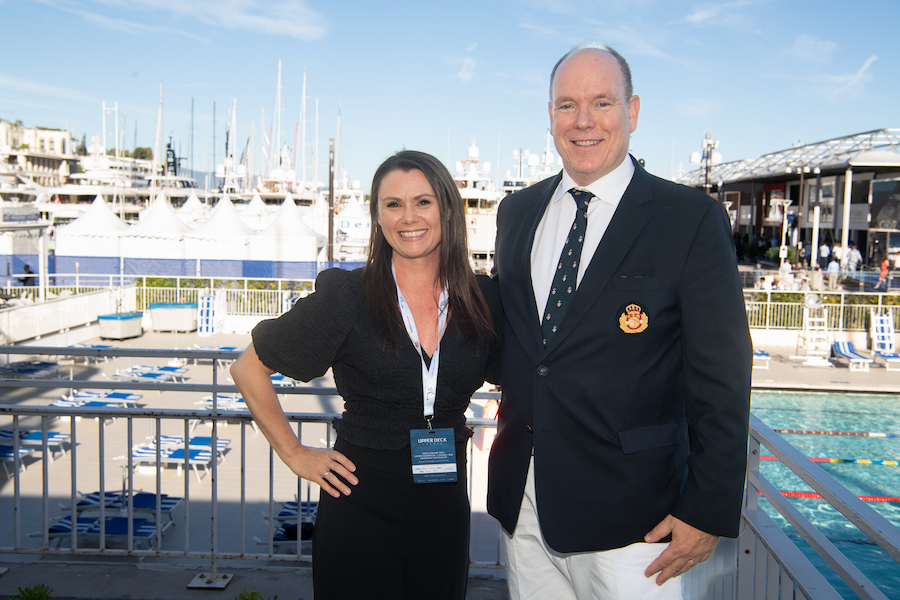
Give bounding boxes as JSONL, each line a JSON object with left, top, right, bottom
{"left": 487, "top": 157, "right": 752, "bottom": 553}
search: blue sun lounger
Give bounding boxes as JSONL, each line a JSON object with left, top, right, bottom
{"left": 0, "top": 444, "right": 35, "bottom": 478}
{"left": 65, "top": 491, "right": 183, "bottom": 528}
{"left": 30, "top": 515, "right": 100, "bottom": 547}
{"left": 0, "top": 429, "right": 70, "bottom": 461}
{"left": 870, "top": 311, "right": 900, "bottom": 371}
{"left": 831, "top": 342, "right": 873, "bottom": 372}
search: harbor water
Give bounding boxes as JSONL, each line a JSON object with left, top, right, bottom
{"left": 753, "top": 391, "right": 900, "bottom": 598}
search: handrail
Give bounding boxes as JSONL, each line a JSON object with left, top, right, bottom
{"left": 742, "top": 414, "right": 900, "bottom": 599}
{"left": 2, "top": 344, "right": 898, "bottom": 598}
{"left": 0, "top": 343, "right": 503, "bottom": 582}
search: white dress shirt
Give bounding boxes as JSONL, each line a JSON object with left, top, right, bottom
{"left": 530, "top": 157, "right": 635, "bottom": 324}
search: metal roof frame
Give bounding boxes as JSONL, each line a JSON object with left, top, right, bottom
{"left": 678, "top": 128, "right": 900, "bottom": 186}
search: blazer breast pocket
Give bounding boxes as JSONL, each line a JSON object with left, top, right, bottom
{"left": 618, "top": 421, "right": 685, "bottom": 454}
{"left": 607, "top": 275, "right": 659, "bottom": 291}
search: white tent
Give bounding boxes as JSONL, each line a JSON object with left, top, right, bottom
{"left": 175, "top": 191, "right": 208, "bottom": 229}
{"left": 335, "top": 194, "right": 370, "bottom": 261}
{"left": 249, "top": 195, "right": 325, "bottom": 263}
{"left": 184, "top": 195, "right": 254, "bottom": 261}
{"left": 55, "top": 195, "right": 128, "bottom": 258}
{"left": 238, "top": 192, "right": 274, "bottom": 231}
{"left": 120, "top": 194, "right": 191, "bottom": 259}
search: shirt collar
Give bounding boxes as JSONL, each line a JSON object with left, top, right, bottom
{"left": 553, "top": 154, "right": 636, "bottom": 206}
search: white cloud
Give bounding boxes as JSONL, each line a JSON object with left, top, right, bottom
{"left": 788, "top": 34, "right": 836, "bottom": 63}
{"left": 38, "top": 0, "right": 329, "bottom": 41}
{"left": 0, "top": 73, "right": 96, "bottom": 104}
{"left": 684, "top": 0, "right": 759, "bottom": 27}
{"left": 518, "top": 22, "right": 561, "bottom": 41}
{"left": 75, "top": 10, "right": 208, "bottom": 41}
{"left": 466, "top": 43, "right": 478, "bottom": 52}
{"left": 833, "top": 55, "right": 878, "bottom": 94}
{"left": 458, "top": 58, "right": 477, "bottom": 83}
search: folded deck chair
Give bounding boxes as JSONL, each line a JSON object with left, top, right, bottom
{"left": 752, "top": 349, "right": 771, "bottom": 370}
{"left": 870, "top": 311, "right": 900, "bottom": 371}
{"left": 832, "top": 342, "right": 873, "bottom": 372}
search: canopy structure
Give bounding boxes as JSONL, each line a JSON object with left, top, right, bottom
{"left": 249, "top": 195, "right": 324, "bottom": 265}
{"left": 679, "top": 129, "right": 900, "bottom": 186}
{"left": 238, "top": 192, "right": 274, "bottom": 231}
{"left": 55, "top": 195, "right": 128, "bottom": 257}
{"left": 184, "top": 195, "right": 255, "bottom": 266}
{"left": 175, "top": 192, "right": 208, "bottom": 229}
{"left": 120, "top": 194, "right": 192, "bottom": 260}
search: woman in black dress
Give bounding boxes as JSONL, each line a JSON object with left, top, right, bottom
{"left": 231, "top": 150, "right": 501, "bottom": 599}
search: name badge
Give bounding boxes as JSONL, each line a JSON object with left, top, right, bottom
{"left": 410, "top": 428, "right": 457, "bottom": 484}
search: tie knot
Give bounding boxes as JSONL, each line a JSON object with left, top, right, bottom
{"left": 569, "top": 188, "right": 593, "bottom": 214}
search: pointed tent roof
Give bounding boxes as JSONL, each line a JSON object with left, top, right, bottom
{"left": 176, "top": 191, "right": 207, "bottom": 225}
{"left": 238, "top": 191, "right": 274, "bottom": 230}
{"left": 186, "top": 195, "right": 255, "bottom": 240}
{"left": 126, "top": 194, "right": 192, "bottom": 238}
{"left": 338, "top": 194, "right": 367, "bottom": 219}
{"left": 58, "top": 195, "right": 128, "bottom": 235}
{"left": 261, "top": 195, "right": 325, "bottom": 241}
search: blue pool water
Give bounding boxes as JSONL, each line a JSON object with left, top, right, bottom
{"left": 752, "top": 391, "right": 900, "bottom": 598}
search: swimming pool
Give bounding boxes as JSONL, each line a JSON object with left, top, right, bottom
{"left": 752, "top": 390, "right": 900, "bottom": 598}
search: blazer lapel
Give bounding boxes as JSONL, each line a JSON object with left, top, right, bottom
{"left": 501, "top": 174, "right": 561, "bottom": 361}
{"left": 543, "top": 161, "right": 653, "bottom": 354}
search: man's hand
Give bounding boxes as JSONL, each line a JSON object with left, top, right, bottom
{"left": 643, "top": 515, "right": 718, "bottom": 585}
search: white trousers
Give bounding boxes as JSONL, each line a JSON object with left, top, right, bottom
{"left": 501, "top": 457, "right": 683, "bottom": 600}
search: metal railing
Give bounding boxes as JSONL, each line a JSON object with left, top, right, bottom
{"left": 0, "top": 345, "right": 898, "bottom": 599}
{"left": 745, "top": 291, "right": 900, "bottom": 332}
{"left": 732, "top": 415, "right": 900, "bottom": 599}
{"left": 0, "top": 344, "right": 501, "bottom": 580}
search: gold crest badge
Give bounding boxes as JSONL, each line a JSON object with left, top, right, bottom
{"left": 619, "top": 303, "right": 649, "bottom": 334}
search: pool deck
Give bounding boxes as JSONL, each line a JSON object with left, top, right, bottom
{"left": 0, "top": 332, "right": 896, "bottom": 600}
{"left": 751, "top": 345, "right": 900, "bottom": 394}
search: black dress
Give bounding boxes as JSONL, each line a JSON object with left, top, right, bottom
{"left": 252, "top": 268, "right": 502, "bottom": 599}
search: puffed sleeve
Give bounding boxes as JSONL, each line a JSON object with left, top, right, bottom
{"left": 477, "top": 274, "right": 504, "bottom": 385}
{"left": 251, "top": 268, "right": 362, "bottom": 382}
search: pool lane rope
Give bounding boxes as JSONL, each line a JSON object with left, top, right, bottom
{"left": 760, "top": 490, "right": 900, "bottom": 503}
{"left": 773, "top": 428, "right": 900, "bottom": 438}
{"left": 761, "top": 455, "right": 899, "bottom": 466}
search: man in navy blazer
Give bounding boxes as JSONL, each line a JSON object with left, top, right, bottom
{"left": 487, "top": 43, "right": 751, "bottom": 599}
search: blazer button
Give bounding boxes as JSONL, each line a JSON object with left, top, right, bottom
{"left": 526, "top": 425, "right": 533, "bottom": 433}
{"left": 537, "top": 365, "right": 549, "bottom": 377}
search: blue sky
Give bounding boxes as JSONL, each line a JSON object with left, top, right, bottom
{"left": 1, "top": 0, "right": 897, "bottom": 191}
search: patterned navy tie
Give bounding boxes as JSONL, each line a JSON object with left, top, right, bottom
{"left": 541, "top": 188, "right": 593, "bottom": 346}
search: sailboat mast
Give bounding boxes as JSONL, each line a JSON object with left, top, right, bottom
{"left": 271, "top": 59, "right": 282, "bottom": 176}
{"left": 153, "top": 82, "right": 163, "bottom": 192}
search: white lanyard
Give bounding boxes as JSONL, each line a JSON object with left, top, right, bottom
{"left": 392, "top": 261, "right": 449, "bottom": 425}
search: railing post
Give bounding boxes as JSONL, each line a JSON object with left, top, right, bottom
{"left": 839, "top": 292, "right": 845, "bottom": 334}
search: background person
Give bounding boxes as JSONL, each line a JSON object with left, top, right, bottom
{"left": 18, "top": 264, "right": 35, "bottom": 287}
{"left": 488, "top": 43, "right": 751, "bottom": 600}
{"left": 232, "top": 150, "right": 502, "bottom": 599}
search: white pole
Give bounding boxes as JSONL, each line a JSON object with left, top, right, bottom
{"left": 841, "top": 168, "right": 853, "bottom": 270}
{"left": 812, "top": 204, "right": 821, "bottom": 272}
